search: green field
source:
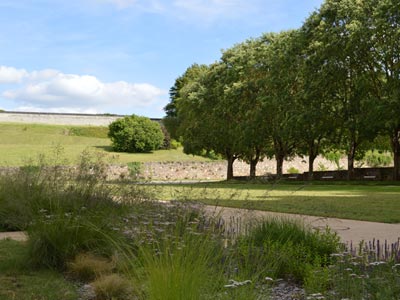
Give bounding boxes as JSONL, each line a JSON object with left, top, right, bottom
{"left": 151, "top": 182, "right": 400, "bottom": 223}
{"left": 0, "top": 123, "right": 209, "bottom": 166}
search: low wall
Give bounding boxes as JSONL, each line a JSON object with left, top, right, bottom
{"left": 0, "top": 111, "right": 124, "bottom": 126}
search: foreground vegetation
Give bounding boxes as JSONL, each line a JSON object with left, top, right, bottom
{"left": 0, "top": 153, "right": 399, "bottom": 299}
{"left": 0, "top": 123, "right": 209, "bottom": 166}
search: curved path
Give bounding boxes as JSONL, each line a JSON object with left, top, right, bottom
{"left": 203, "top": 206, "right": 400, "bottom": 246}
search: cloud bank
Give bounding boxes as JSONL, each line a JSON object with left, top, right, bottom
{"left": 0, "top": 66, "right": 167, "bottom": 115}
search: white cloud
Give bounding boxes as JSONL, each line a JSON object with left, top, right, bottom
{"left": 1, "top": 66, "right": 167, "bottom": 115}
{"left": 0, "top": 66, "right": 28, "bottom": 83}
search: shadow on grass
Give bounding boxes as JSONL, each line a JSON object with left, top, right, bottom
{"left": 94, "top": 145, "right": 156, "bottom": 155}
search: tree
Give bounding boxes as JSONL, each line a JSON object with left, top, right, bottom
{"left": 258, "top": 31, "right": 302, "bottom": 177}
{"left": 304, "top": 0, "right": 380, "bottom": 179}
{"left": 365, "top": 0, "right": 400, "bottom": 180}
{"left": 108, "top": 115, "right": 164, "bottom": 153}
{"left": 219, "top": 39, "right": 272, "bottom": 178}
{"left": 163, "top": 64, "right": 207, "bottom": 140}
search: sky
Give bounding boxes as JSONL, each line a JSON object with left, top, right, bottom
{"left": 0, "top": 0, "right": 324, "bottom": 118}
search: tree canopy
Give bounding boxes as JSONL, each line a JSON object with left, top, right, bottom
{"left": 163, "top": 0, "right": 400, "bottom": 180}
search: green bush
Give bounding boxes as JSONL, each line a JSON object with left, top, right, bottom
{"left": 108, "top": 115, "right": 164, "bottom": 153}
{"left": 287, "top": 166, "right": 300, "bottom": 174}
{"left": 362, "top": 150, "right": 393, "bottom": 167}
{"left": 169, "top": 139, "right": 182, "bottom": 150}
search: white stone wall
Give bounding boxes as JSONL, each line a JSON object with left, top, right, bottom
{"left": 0, "top": 112, "right": 123, "bottom": 126}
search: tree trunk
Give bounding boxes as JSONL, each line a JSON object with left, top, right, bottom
{"left": 226, "top": 152, "right": 236, "bottom": 180}
{"left": 276, "top": 153, "right": 284, "bottom": 178}
{"left": 308, "top": 139, "right": 320, "bottom": 181}
{"left": 308, "top": 154, "right": 317, "bottom": 181}
{"left": 347, "top": 141, "right": 357, "bottom": 180}
{"left": 249, "top": 148, "right": 261, "bottom": 179}
{"left": 391, "top": 128, "right": 400, "bottom": 181}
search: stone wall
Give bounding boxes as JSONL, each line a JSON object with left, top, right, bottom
{"left": 108, "top": 156, "right": 350, "bottom": 181}
{"left": 0, "top": 111, "right": 123, "bottom": 126}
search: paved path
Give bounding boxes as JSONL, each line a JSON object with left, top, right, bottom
{"left": 1, "top": 207, "right": 399, "bottom": 246}
{"left": 0, "top": 231, "right": 27, "bottom": 241}
{"left": 203, "top": 206, "right": 400, "bottom": 246}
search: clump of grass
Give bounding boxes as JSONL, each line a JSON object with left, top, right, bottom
{"left": 92, "top": 274, "right": 134, "bottom": 300}
{"left": 67, "top": 252, "right": 115, "bottom": 282}
{"left": 138, "top": 231, "right": 224, "bottom": 300}
{"left": 229, "top": 218, "right": 341, "bottom": 282}
{"left": 27, "top": 213, "right": 124, "bottom": 270}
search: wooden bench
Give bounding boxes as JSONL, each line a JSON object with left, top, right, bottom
{"left": 363, "top": 175, "right": 376, "bottom": 179}
{"left": 321, "top": 176, "right": 334, "bottom": 179}
{"left": 288, "top": 175, "right": 298, "bottom": 179}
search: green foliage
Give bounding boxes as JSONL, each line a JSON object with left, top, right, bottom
{"left": 108, "top": 115, "right": 164, "bottom": 153}
{"left": 323, "top": 151, "right": 344, "bottom": 170}
{"left": 138, "top": 232, "right": 224, "bottom": 300}
{"left": 287, "top": 166, "right": 300, "bottom": 174}
{"left": 233, "top": 218, "right": 340, "bottom": 282}
{"left": 127, "top": 161, "right": 142, "bottom": 179}
{"left": 362, "top": 150, "right": 393, "bottom": 168}
{"left": 27, "top": 213, "right": 122, "bottom": 270}
{"left": 169, "top": 139, "right": 181, "bottom": 150}
{"left": 159, "top": 123, "right": 171, "bottom": 150}
{"left": 68, "top": 126, "right": 109, "bottom": 138}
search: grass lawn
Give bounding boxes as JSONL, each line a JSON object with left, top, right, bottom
{"left": 0, "top": 123, "right": 210, "bottom": 166}
{"left": 0, "top": 239, "right": 77, "bottom": 300}
{"left": 150, "top": 181, "right": 400, "bottom": 223}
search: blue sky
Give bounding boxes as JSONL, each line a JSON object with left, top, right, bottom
{"left": 0, "top": 0, "right": 323, "bottom": 117}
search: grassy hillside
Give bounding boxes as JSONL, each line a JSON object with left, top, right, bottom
{"left": 0, "top": 123, "right": 210, "bottom": 166}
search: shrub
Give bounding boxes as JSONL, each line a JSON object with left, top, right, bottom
{"left": 67, "top": 252, "right": 115, "bottom": 282}
{"left": 287, "top": 166, "right": 300, "bottom": 174}
{"left": 170, "top": 139, "right": 181, "bottom": 149}
{"left": 108, "top": 115, "right": 164, "bottom": 153}
{"left": 323, "top": 150, "right": 344, "bottom": 170}
{"left": 92, "top": 274, "right": 134, "bottom": 300}
{"left": 362, "top": 150, "right": 393, "bottom": 167}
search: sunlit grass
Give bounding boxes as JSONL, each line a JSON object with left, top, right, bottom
{"left": 148, "top": 182, "right": 400, "bottom": 223}
{"left": 0, "top": 123, "right": 210, "bottom": 166}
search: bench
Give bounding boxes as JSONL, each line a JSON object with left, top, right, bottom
{"left": 363, "top": 175, "right": 376, "bottom": 179}
{"left": 321, "top": 176, "right": 334, "bottom": 179}
{"left": 288, "top": 175, "right": 298, "bottom": 179}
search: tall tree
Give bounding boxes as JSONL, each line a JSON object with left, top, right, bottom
{"left": 259, "top": 31, "right": 301, "bottom": 177}
{"left": 220, "top": 39, "right": 272, "bottom": 178}
{"left": 304, "top": 0, "right": 380, "bottom": 179}
{"left": 366, "top": 0, "right": 400, "bottom": 180}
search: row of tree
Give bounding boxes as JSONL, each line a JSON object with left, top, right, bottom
{"left": 163, "top": 0, "right": 400, "bottom": 180}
